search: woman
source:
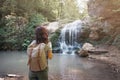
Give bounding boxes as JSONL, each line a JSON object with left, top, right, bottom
{"left": 27, "top": 26, "right": 53, "bottom": 80}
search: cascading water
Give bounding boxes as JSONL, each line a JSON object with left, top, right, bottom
{"left": 59, "top": 20, "right": 83, "bottom": 54}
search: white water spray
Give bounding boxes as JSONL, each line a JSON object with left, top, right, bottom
{"left": 59, "top": 20, "right": 83, "bottom": 54}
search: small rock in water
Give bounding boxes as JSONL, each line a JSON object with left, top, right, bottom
{"left": 7, "top": 74, "right": 21, "bottom": 77}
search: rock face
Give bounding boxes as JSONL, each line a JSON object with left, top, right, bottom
{"left": 46, "top": 22, "right": 59, "bottom": 33}
{"left": 87, "top": 0, "right": 120, "bottom": 35}
{"left": 88, "top": 0, "right": 120, "bottom": 25}
{"left": 89, "top": 26, "right": 100, "bottom": 40}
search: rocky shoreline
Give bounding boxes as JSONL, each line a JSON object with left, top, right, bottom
{"left": 88, "top": 45, "right": 120, "bottom": 73}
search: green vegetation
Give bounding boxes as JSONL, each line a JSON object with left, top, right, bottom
{"left": 0, "top": 13, "right": 45, "bottom": 50}
{"left": 0, "top": 0, "right": 87, "bottom": 50}
{"left": 112, "top": 34, "right": 120, "bottom": 49}
{"left": 50, "top": 29, "right": 61, "bottom": 48}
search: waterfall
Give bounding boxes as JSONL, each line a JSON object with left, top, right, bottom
{"left": 59, "top": 20, "right": 83, "bottom": 54}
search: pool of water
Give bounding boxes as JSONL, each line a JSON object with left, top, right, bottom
{"left": 0, "top": 51, "right": 119, "bottom": 80}
{"left": 0, "top": 51, "right": 28, "bottom": 75}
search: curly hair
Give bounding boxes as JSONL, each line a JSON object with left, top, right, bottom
{"left": 35, "top": 26, "right": 48, "bottom": 44}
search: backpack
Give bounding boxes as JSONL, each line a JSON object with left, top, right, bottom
{"left": 27, "top": 42, "right": 47, "bottom": 71}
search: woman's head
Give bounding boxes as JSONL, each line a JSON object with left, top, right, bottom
{"left": 35, "top": 26, "right": 48, "bottom": 44}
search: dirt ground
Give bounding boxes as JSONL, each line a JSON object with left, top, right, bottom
{"left": 89, "top": 45, "right": 120, "bottom": 73}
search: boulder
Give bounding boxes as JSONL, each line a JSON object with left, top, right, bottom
{"left": 82, "top": 43, "right": 95, "bottom": 51}
{"left": 78, "top": 49, "right": 89, "bottom": 57}
{"left": 78, "top": 43, "right": 95, "bottom": 57}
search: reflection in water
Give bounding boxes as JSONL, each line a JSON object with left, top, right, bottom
{"left": 0, "top": 51, "right": 117, "bottom": 80}
{"left": 48, "top": 54, "right": 116, "bottom": 80}
{"left": 0, "top": 51, "right": 28, "bottom": 75}
{"left": 48, "top": 54, "right": 94, "bottom": 80}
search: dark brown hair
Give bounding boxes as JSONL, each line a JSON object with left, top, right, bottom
{"left": 35, "top": 26, "right": 48, "bottom": 44}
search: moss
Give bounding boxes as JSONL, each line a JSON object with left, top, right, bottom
{"left": 50, "top": 29, "right": 61, "bottom": 48}
{"left": 112, "top": 34, "right": 120, "bottom": 49}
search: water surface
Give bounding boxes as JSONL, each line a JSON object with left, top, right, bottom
{"left": 0, "top": 51, "right": 119, "bottom": 80}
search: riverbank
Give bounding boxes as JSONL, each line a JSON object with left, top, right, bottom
{"left": 89, "top": 45, "right": 120, "bottom": 73}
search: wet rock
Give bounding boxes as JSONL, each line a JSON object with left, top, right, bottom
{"left": 52, "top": 47, "right": 62, "bottom": 53}
{"left": 78, "top": 43, "right": 95, "bottom": 57}
{"left": 0, "top": 74, "right": 24, "bottom": 80}
{"left": 78, "top": 49, "right": 89, "bottom": 57}
{"left": 7, "top": 74, "right": 23, "bottom": 78}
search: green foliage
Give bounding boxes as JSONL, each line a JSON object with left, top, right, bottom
{"left": 62, "top": 0, "right": 80, "bottom": 19}
{"left": 25, "top": 13, "right": 45, "bottom": 39}
{"left": 28, "top": 14, "right": 45, "bottom": 27}
{"left": 112, "top": 34, "right": 120, "bottom": 49}
{"left": 0, "top": 0, "right": 88, "bottom": 50}
{"left": 0, "top": 0, "right": 88, "bottom": 21}
{"left": 0, "top": 13, "right": 46, "bottom": 50}
{"left": 22, "top": 39, "right": 30, "bottom": 50}
{"left": 57, "top": 0, "right": 82, "bottom": 20}
{"left": 0, "top": 0, "right": 57, "bottom": 21}
{"left": 20, "top": 13, "right": 46, "bottom": 50}
{"left": 0, "top": 14, "right": 27, "bottom": 50}
{"left": 50, "top": 29, "right": 61, "bottom": 48}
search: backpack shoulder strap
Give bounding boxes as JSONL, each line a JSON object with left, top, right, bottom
{"left": 37, "top": 44, "right": 41, "bottom": 70}
{"left": 44, "top": 44, "right": 48, "bottom": 59}
{"left": 27, "top": 48, "right": 33, "bottom": 66}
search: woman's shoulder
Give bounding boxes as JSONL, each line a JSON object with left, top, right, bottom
{"left": 45, "top": 41, "right": 52, "bottom": 49}
{"left": 32, "top": 40, "right": 36, "bottom": 43}
{"left": 30, "top": 40, "right": 36, "bottom": 45}
{"left": 43, "top": 41, "right": 51, "bottom": 46}
{"left": 27, "top": 40, "right": 36, "bottom": 48}
{"left": 47, "top": 41, "right": 52, "bottom": 46}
